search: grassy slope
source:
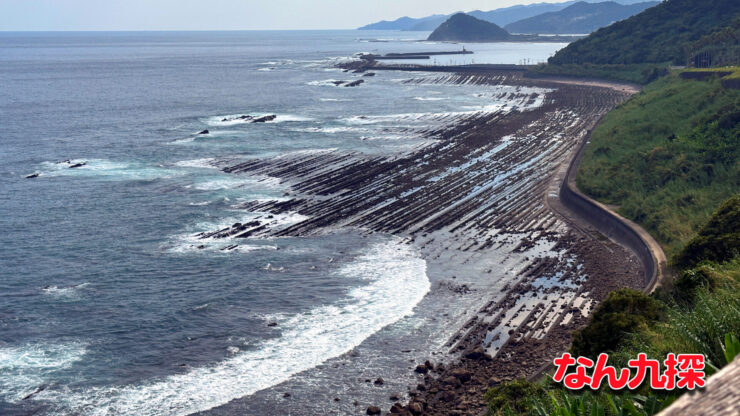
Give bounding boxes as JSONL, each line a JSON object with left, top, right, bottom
{"left": 576, "top": 74, "right": 740, "bottom": 256}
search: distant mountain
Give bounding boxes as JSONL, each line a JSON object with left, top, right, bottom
{"left": 505, "top": 1, "right": 658, "bottom": 35}
{"left": 357, "top": 0, "right": 653, "bottom": 31}
{"left": 549, "top": 0, "right": 740, "bottom": 65}
{"left": 427, "top": 13, "right": 510, "bottom": 42}
{"left": 358, "top": 15, "right": 448, "bottom": 31}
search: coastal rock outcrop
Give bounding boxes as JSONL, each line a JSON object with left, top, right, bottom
{"left": 345, "top": 80, "right": 365, "bottom": 87}
{"left": 197, "top": 129, "right": 209, "bottom": 135}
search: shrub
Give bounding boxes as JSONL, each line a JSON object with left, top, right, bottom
{"left": 484, "top": 379, "right": 546, "bottom": 415}
{"left": 571, "top": 289, "right": 665, "bottom": 359}
{"left": 673, "top": 195, "right": 740, "bottom": 268}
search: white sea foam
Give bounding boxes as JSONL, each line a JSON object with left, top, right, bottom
{"left": 172, "top": 158, "right": 217, "bottom": 169}
{"left": 205, "top": 114, "right": 313, "bottom": 127}
{"left": 38, "top": 159, "right": 181, "bottom": 181}
{"left": 0, "top": 342, "right": 87, "bottom": 404}
{"left": 319, "top": 98, "right": 351, "bottom": 102}
{"left": 413, "top": 97, "right": 444, "bottom": 101}
{"left": 41, "top": 283, "right": 90, "bottom": 300}
{"left": 41, "top": 238, "right": 429, "bottom": 416}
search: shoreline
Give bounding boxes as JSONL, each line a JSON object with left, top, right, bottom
{"left": 202, "top": 67, "right": 649, "bottom": 415}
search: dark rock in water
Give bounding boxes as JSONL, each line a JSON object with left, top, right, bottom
{"left": 69, "top": 162, "right": 86, "bottom": 168}
{"left": 363, "top": 72, "right": 376, "bottom": 77}
{"left": 252, "top": 115, "right": 277, "bottom": 123}
{"left": 267, "top": 322, "right": 278, "bottom": 327}
{"left": 197, "top": 129, "right": 209, "bottom": 135}
{"left": 334, "top": 397, "right": 340, "bottom": 402}
{"left": 345, "top": 79, "right": 364, "bottom": 87}
{"left": 283, "top": 392, "right": 291, "bottom": 398}
{"left": 389, "top": 392, "right": 401, "bottom": 400}
{"left": 366, "top": 406, "right": 381, "bottom": 415}
{"left": 373, "top": 377, "right": 384, "bottom": 385}
{"left": 424, "top": 360, "right": 434, "bottom": 371}
{"left": 416, "top": 383, "right": 426, "bottom": 391}
{"left": 22, "top": 384, "right": 47, "bottom": 400}
{"left": 352, "top": 68, "right": 366, "bottom": 73}
{"left": 332, "top": 80, "right": 347, "bottom": 86}
{"left": 465, "top": 346, "right": 492, "bottom": 361}
{"left": 25, "top": 173, "right": 39, "bottom": 179}
{"left": 390, "top": 403, "right": 403, "bottom": 413}
{"left": 197, "top": 245, "right": 206, "bottom": 249}
{"left": 414, "top": 364, "right": 429, "bottom": 374}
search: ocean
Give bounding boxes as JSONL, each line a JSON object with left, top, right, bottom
{"left": 0, "top": 31, "right": 566, "bottom": 415}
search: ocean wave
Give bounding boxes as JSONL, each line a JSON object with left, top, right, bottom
{"left": 0, "top": 342, "right": 87, "bottom": 404}
{"left": 172, "top": 158, "right": 218, "bottom": 169}
{"left": 41, "top": 283, "right": 90, "bottom": 300}
{"left": 204, "top": 113, "right": 313, "bottom": 127}
{"left": 40, "top": 238, "right": 429, "bottom": 416}
{"left": 413, "top": 96, "right": 445, "bottom": 101}
{"left": 36, "top": 159, "right": 181, "bottom": 181}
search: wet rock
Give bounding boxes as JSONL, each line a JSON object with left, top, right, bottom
{"left": 332, "top": 81, "right": 347, "bottom": 86}
{"left": 363, "top": 72, "right": 376, "bottom": 77}
{"left": 25, "top": 173, "right": 39, "bottom": 179}
{"left": 443, "top": 376, "right": 461, "bottom": 387}
{"left": 439, "top": 390, "right": 456, "bottom": 402}
{"left": 450, "top": 368, "right": 472, "bottom": 382}
{"left": 416, "top": 383, "right": 426, "bottom": 391}
{"left": 465, "top": 346, "right": 492, "bottom": 361}
{"left": 283, "top": 392, "right": 291, "bottom": 398}
{"left": 366, "top": 406, "right": 381, "bottom": 415}
{"left": 424, "top": 360, "right": 434, "bottom": 371}
{"left": 69, "top": 162, "right": 86, "bottom": 168}
{"left": 408, "top": 402, "right": 423, "bottom": 415}
{"left": 267, "top": 322, "right": 278, "bottom": 327}
{"left": 389, "top": 392, "right": 401, "bottom": 401}
{"left": 374, "top": 377, "right": 384, "bottom": 385}
{"left": 390, "top": 403, "right": 403, "bottom": 413}
{"left": 197, "top": 129, "right": 209, "bottom": 135}
{"left": 252, "top": 115, "right": 277, "bottom": 123}
{"left": 414, "top": 364, "right": 429, "bottom": 374}
{"left": 334, "top": 397, "right": 340, "bottom": 402}
{"left": 345, "top": 79, "right": 364, "bottom": 87}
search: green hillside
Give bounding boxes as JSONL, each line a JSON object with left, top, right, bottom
{"left": 549, "top": 0, "right": 740, "bottom": 65}
{"left": 576, "top": 73, "right": 740, "bottom": 256}
{"left": 427, "top": 13, "right": 510, "bottom": 42}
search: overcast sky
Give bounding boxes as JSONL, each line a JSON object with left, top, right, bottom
{"left": 0, "top": 0, "right": 567, "bottom": 31}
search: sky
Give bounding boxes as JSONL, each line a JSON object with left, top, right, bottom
{"left": 0, "top": 0, "right": 568, "bottom": 31}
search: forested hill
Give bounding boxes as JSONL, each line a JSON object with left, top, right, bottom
{"left": 549, "top": 0, "right": 740, "bottom": 65}
{"left": 504, "top": 1, "right": 657, "bottom": 35}
{"left": 427, "top": 14, "right": 510, "bottom": 42}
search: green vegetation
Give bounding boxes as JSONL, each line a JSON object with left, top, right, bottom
{"left": 576, "top": 74, "right": 740, "bottom": 256}
{"left": 427, "top": 13, "right": 509, "bottom": 42}
{"left": 486, "top": 201, "right": 740, "bottom": 416}
{"left": 673, "top": 196, "right": 740, "bottom": 268}
{"left": 530, "top": 63, "right": 668, "bottom": 85}
{"left": 688, "top": 18, "right": 740, "bottom": 68}
{"left": 549, "top": 0, "right": 740, "bottom": 65}
{"left": 570, "top": 289, "right": 664, "bottom": 359}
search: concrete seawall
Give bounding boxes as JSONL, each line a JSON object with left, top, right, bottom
{"left": 558, "top": 127, "right": 668, "bottom": 293}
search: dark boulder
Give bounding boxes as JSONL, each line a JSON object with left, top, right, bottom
{"left": 345, "top": 80, "right": 365, "bottom": 87}
{"left": 363, "top": 72, "right": 376, "bottom": 77}
{"left": 252, "top": 115, "right": 277, "bottom": 123}
{"left": 25, "top": 173, "right": 39, "bottom": 179}
{"left": 450, "top": 368, "right": 472, "bottom": 382}
{"left": 465, "top": 346, "right": 492, "bottom": 361}
{"left": 69, "top": 162, "right": 86, "bottom": 169}
{"left": 366, "top": 406, "right": 381, "bottom": 415}
{"left": 373, "top": 377, "right": 384, "bottom": 385}
{"left": 408, "top": 402, "right": 423, "bottom": 415}
{"left": 332, "top": 81, "right": 347, "bottom": 86}
{"left": 197, "top": 129, "right": 209, "bottom": 135}
{"left": 414, "top": 364, "right": 429, "bottom": 374}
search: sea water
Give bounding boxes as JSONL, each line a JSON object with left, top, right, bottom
{"left": 0, "top": 31, "right": 566, "bottom": 415}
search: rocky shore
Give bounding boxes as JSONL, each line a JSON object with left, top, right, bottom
{"left": 201, "top": 68, "right": 647, "bottom": 415}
